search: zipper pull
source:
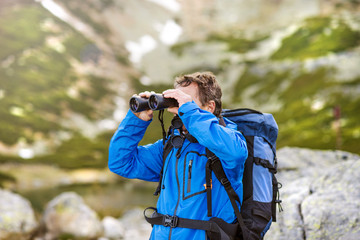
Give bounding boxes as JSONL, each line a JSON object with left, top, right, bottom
{"left": 187, "top": 160, "right": 193, "bottom": 193}
{"left": 188, "top": 160, "right": 193, "bottom": 179}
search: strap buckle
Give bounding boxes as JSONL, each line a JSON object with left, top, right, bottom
{"left": 220, "top": 178, "right": 231, "bottom": 188}
{"left": 163, "top": 214, "right": 179, "bottom": 228}
{"left": 208, "top": 155, "right": 218, "bottom": 163}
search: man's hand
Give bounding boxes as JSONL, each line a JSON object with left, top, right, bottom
{"left": 163, "top": 89, "right": 192, "bottom": 115}
{"left": 133, "top": 91, "right": 154, "bottom": 121}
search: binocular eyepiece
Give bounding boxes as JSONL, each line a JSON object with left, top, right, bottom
{"left": 129, "top": 93, "right": 178, "bottom": 112}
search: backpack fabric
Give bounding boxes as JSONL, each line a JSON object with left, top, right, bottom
{"left": 220, "top": 108, "right": 282, "bottom": 239}
{"left": 146, "top": 108, "right": 282, "bottom": 240}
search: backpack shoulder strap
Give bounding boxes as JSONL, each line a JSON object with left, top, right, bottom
{"left": 154, "top": 138, "right": 173, "bottom": 196}
{"left": 206, "top": 149, "right": 250, "bottom": 240}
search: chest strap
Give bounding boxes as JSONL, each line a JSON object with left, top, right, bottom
{"left": 144, "top": 207, "right": 238, "bottom": 240}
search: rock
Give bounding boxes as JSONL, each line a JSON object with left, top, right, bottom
{"left": 118, "top": 208, "right": 152, "bottom": 240}
{"left": 0, "top": 189, "right": 38, "bottom": 240}
{"left": 267, "top": 177, "right": 311, "bottom": 240}
{"left": 266, "top": 147, "right": 360, "bottom": 240}
{"left": 102, "top": 216, "right": 125, "bottom": 240}
{"left": 277, "top": 147, "right": 359, "bottom": 178}
{"left": 302, "top": 160, "right": 360, "bottom": 239}
{"left": 42, "top": 192, "right": 103, "bottom": 239}
{"left": 101, "top": 208, "right": 152, "bottom": 240}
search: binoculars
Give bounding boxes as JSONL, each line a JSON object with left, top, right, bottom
{"left": 129, "top": 93, "right": 178, "bottom": 112}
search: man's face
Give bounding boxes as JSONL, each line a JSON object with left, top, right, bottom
{"left": 164, "top": 81, "right": 215, "bottom": 119}
{"left": 164, "top": 82, "right": 215, "bottom": 133}
{"left": 176, "top": 82, "right": 212, "bottom": 112}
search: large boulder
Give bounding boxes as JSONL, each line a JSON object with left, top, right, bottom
{"left": 266, "top": 147, "right": 360, "bottom": 240}
{"left": 102, "top": 208, "right": 152, "bottom": 240}
{"left": 117, "top": 208, "right": 152, "bottom": 240}
{"left": 102, "top": 216, "right": 125, "bottom": 239}
{"left": 301, "top": 160, "right": 360, "bottom": 240}
{"left": 0, "top": 189, "right": 38, "bottom": 240}
{"left": 42, "top": 192, "right": 103, "bottom": 239}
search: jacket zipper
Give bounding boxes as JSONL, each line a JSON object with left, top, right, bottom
{"left": 168, "top": 142, "right": 191, "bottom": 240}
{"left": 169, "top": 153, "right": 181, "bottom": 240}
{"left": 187, "top": 160, "right": 193, "bottom": 193}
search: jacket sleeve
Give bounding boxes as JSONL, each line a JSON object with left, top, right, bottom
{"left": 108, "top": 110, "right": 164, "bottom": 182}
{"left": 178, "top": 101, "right": 248, "bottom": 172}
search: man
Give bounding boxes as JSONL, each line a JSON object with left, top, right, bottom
{"left": 108, "top": 72, "right": 248, "bottom": 239}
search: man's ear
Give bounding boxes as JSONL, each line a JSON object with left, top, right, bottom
{"left": 206, "top": 100, "right": 216, "bottom": 114}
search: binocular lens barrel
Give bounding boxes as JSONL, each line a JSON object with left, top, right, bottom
{"left": 129, "top": 93, "right": 178, "bottom": 112}
{"left": 129, "top": 96, "right": 151, "bottom": 112}
{"left": 148, "top": 94, "right": 178, "bottom": 111}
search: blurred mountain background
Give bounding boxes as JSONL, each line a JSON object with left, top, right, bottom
{"left": 1, "top": 1, "right": 360, "bottom": 238}
{"left": 0, "top": 0, "right": 359, "bottom": 192}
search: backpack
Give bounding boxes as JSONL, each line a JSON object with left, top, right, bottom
{"left": 144, "top": 108, "right": 282, "bottom": 240}
{"left": 219, "top": 108, "right": 282, "bottom": 239}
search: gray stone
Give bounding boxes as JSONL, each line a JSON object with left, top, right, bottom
{"left": 302, "top": 160, "right": 360, "bottom": 240}
{"left": 266, "top": 147, "right": 360, "bottom": 240}
{"left": 118, "top": 208, "right": 152, "bottom": 240}
{"left": 102, "top": 216, "right": 125, "bottom": 240}
{"left": 42, "top": 192, "right": 103, "bottom": 239}
{"left": 0, "top": 189, "right": 38, "bottom": 240}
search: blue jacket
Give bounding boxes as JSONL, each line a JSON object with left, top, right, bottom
{"left": 109, "top": 101, "right": 248, "bottom": 240}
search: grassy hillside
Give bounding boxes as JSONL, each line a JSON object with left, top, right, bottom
{"left": 171, "top": 15, "right": 360, "bottom": 154}
{"left": 0, "top": 1, "right": 359, "bottom": 180}
{"left": 243, "top": 16, "right": 359, "bottom": 153}
{"left": 271, "top": 16, "right": 360, "bottom": 60}
{"left": 0, "top": 0, "right": 118, "bottom": 168}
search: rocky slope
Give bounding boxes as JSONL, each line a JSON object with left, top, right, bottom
{"left": 0, "top": 147, "right": 359, "bottom": 240}
{"left": 267, "top": 147, "right": 360, "bottom": 240}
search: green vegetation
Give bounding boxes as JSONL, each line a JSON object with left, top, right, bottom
{"left": 280, "top": 68, "right": 334, "bottom": 102}
{"left": 1, "top": 2, "right": 359, "bottom": 173}
{"left": 270, "top": 56, "right": 359, "bottom": 153}
{"left": 116, "top": 53, "right": 130, "bottom": 66}
{"left": 0, "top": 1, "right": 117, "bottom": 169}
{"left": 0, "top": 131, "right": 112, "bottom": 169}
{"left": 62, "top": 34, "right": 93, "bottom": 61}
{"left": 36, "top": 132, "right": 110, "bottom": 169}
{"left": 233, "top": 65, "right": 360, "bottom": 154}
{"left": 171, "top": 27, "right": 360, "bottom": 155}
{"left": 170, "top": 41, "right": 197, "bottom": 57}
{"left": 271, "top": 16, "right": 360, "bottom": 60}
{"left": 60, "top": 0, "right": 112, "bottom": 35}
{"left": 140, "top": 14, "right": 360, "bottom": 155}
{"left": 208, "top": 33, "right": 267, "bottom": 53}
{"left": 0, "top": 2, "right": 115, "bottom": 147}
{"left": 232, "top": 65, "right": 291, "bottom": 105}
{"left": 171, "top": 33, "right": 266, "bottom": 57}
{"left": 0, "top": 171, "right": 16, "bottom": 187}
{"left": 218, "top": 15, "right": 360, "bottom": 154}
{"left": 0, "top": 73, "right": 173, "bottom": 169}
{"left": 0, "top": 5, "right": 68, "bottom": 144}
{"left": 0, "top": 6, "right": 47, "bottom": 59}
